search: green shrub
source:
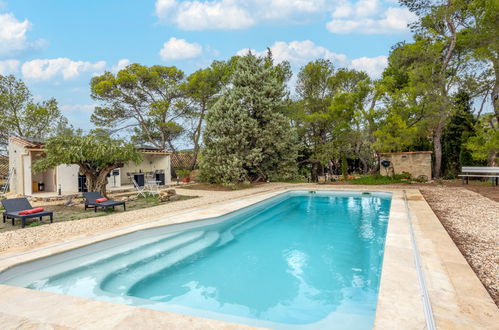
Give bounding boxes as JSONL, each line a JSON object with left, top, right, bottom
{"left": 350, "top": 174, "right": 410, "bottom": 185}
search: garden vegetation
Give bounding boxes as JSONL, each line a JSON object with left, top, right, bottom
{"left": 0, "top": 0, "right": 497, "bottom": 185}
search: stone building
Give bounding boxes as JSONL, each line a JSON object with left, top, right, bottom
{"left": 379, "top": 151, "right": 432, "bottom": 180}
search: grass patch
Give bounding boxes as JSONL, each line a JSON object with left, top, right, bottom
{"left": 350, "top": 174, "right": 411, "bottom": 185}
{"left": 0, "top": 194, "right": 197, "bottom": 232}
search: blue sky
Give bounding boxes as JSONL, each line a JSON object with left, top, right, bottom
{"left": 0, "top": 0, "right": 416, "bottom": 132}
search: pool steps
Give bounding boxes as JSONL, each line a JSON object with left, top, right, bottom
{"left": 27, "top": 196, "right": 300, "bottom": 295}
{"left": 105, "top": 201, "right": 300, "bottom": 294}
{"left": 36, "top": 231, "right": 203, "bottom": 287}
{"left": 123, "top": 231, "right": 220, "bottom": 294}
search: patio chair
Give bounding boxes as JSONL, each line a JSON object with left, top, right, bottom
{"left": 132, "top": 178, "right": 148, "bottom": 198}
{"left": 1, "top": 197, "right": 53, "bottom": 228}
{"left": 83, "top": 192, "right": 126, "bottom": 213}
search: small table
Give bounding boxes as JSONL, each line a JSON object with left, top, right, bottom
{"left": 145, "top": 180, "right": 160, "bottom": 195}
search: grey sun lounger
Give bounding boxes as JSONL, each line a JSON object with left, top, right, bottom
{"left": 83, "top": 192, "right": 126, "bottom": 212}
{"left": 1, "top": 197, "right": 53, "bottom": 228}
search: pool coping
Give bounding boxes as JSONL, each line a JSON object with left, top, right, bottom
{"left": 0, "top": 187, "right": 497, "bottom": 329}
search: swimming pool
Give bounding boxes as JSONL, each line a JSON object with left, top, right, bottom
{"left": 0, "top": 190, "right": 391, "bottom": 329}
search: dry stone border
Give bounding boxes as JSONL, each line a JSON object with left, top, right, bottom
{"left": 420, "top": 186, "right": 499, "bottom": 307}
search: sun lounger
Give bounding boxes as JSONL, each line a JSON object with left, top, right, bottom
{"left": 83, "top": 192, "right": 126, "bottom": 212}
{"left": 1, "top": 197, "right": 53, "bottom": 228}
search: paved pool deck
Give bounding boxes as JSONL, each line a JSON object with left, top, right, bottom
{"left": 0, "top": 185, "right": 497, "bottom": 329}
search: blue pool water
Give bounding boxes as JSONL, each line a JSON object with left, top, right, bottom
{"left": 0, "top": 191, "right": 391, "bottom": 329}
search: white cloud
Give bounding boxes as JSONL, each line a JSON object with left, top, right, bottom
{"left": 237, "top": 40, "right": 348, "bottom": 67}
{"left": 155, "top": 0, "right": 330, "bottom": 30}
{"left": 21, "top": 58, "right": 106, "bottom": 80}
{"left": 159, "top": 37, "right": 202, "bottom": 61}
{"left": 0, "top": 13, "right": 32, "bottom": 56}
{"left": 0, "top": 59, "right": 20, "bottom": 75}
{"left": 236, "top": 40, "right": 388, "bottom": 78}
{"left": 111, "top": 58, "right": 130, "bottom": 73}
{"left": 0, "top": 1, "right": 7, "bottom": 11}
{"left": 350, "top": 55, "right": 387, "bottom": 77}
{"left": 327, "top": 0, "right": 417, "bottom": 34}
{"left": 60, "top": 104, "right": 96, "bottom": 114}
{"left": 0, "top": 12, "right": 47, "bottom": 57}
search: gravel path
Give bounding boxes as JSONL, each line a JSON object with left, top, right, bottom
{"left": 420, "top": 186, "right": 499, "bottom": 307}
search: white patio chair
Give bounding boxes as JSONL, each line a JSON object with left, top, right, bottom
{"left": 132, "top": 178, "right": 147, "bottom": 198}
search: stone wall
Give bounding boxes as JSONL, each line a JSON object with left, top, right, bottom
{"left": 379, "top": 151, "right": 432, "bottom": 180}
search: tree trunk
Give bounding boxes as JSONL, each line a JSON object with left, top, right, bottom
{"left": 79, "top": 164, "right": 118, "bottom": 196}
{"left": 488, "top": 152, "right": 497, "bottom": 167}
{"left": 85, "top": 175, "right": 97, "bottom": 194}
{"left": 341, "top": 153, "right": 348, "bottom": 180}
{"left": 360, "top": 157, "right": 368, "bottom": 174}
{"left": 493, "top": 59, "right": 499, "bottom": 123}
{"left": 433, "top": 120, "right": 445, "bottom": 178}
{"left": 95, "top": 175, "right": 110, "bottom": 196}
{"left": 189, "top": 103, "right": 207, "bottom": 170}
{"left": 311, "top": 162, "right": 318, "bottom": 182}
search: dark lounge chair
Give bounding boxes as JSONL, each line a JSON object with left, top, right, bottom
{"left": 1, "top": 197, "right": 53, "bottom": 228}
{"left": 83, "top": 192, "right": 126, "bottom": 212}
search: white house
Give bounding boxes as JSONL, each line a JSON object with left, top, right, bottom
{"left": 8, "top": 137, "right": 172, "bottom": 196}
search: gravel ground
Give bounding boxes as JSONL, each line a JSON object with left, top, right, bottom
{"left": 420, "top": 186, "right": 499, "bottom": 307}
{"left": 0, "top": 183, "right": 497, "bottom": 307}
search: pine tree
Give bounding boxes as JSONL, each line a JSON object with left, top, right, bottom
{"left": 200, "top": 53, "right": 298, "bottom": 184}
{"left": 441, "top": 90, "right": 476, "bottom": 177}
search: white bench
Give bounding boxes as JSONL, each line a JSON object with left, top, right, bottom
{"left": 459, "top": 166, "right": 499, "bottom": 186}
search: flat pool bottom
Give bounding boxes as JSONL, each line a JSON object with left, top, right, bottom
{"left": 0, "top": 191, "right": 392, "bottom": 329}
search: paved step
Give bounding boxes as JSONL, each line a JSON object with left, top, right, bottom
{"left": 38, "top": 231, "right": 205, "bottom": 288}
{"left": 102, "top": 231, "right": 220, "bottom": 294}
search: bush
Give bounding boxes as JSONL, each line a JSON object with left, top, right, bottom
{"left": 350, "top": 174, "right": 410, "bottom": 185}
{"left": 222, "top": 181, "right": 252, "bottom": 190}
{"left": 397, "top": 172, "right": 412, "bottom": 180}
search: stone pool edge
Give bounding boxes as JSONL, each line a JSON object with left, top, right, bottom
{"left": 0, "top": 187, "right": 497, "bottom": 329}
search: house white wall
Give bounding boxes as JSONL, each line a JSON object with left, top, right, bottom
{"left": 22, "top": 154, "right": 31, "bottom": 195}
{"left": 56, "top": 164, "right": 79, "bottom": 193}
{"left": 8, "top": 138, "right": 171, "bottom": 195}
{"left": 120, "top": 154, "right": 171, "bottom": 185}
{"left": 8, "top": 139, "right": 26, "bottom": 195}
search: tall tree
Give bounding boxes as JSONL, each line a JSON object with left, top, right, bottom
{"left": 182, "top": 61, "right": 228, "bottom": 170}
{"left": 292, "top": 60, "right": 376, "bottom": 179}
{"left": 293, "top": 59, "right": 336, "bottom": 181}
{"left": 33, "top": 134, "right": 142, "bottom": 196}
{"left": 459, "top": 0, "right": 499, "bottom": 122}
{"left": 0, "top": 75, "right": 65, "bottom": 154}
{"left": 465, "top": 113, "right": 499, "bottom": 166}
{"left": 90, "top": 64, "right": 186, "bottom": 159}
{"left": 330, "top": 69, "right": 379, "bottom": 173}
{"left": 441, "top": 90, "right": 476, "bottom": 176}
{"left": 200, "top": 52, "right": 298, "bottom": 184}
{"left": 380, "top": 0, "right": 473, "bottom": 177}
